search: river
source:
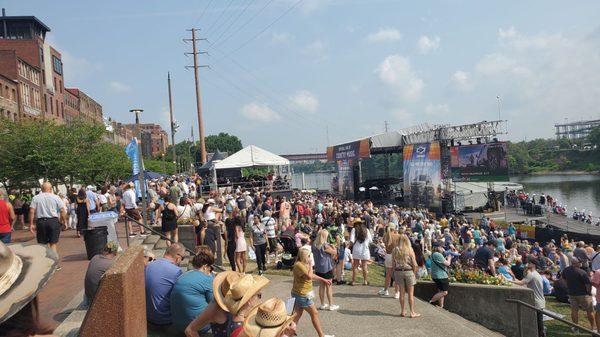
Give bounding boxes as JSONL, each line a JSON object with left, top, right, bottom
{"left": 511, "top": 174, "right": 600, "bottom": 217}
{"left": 293, "top": 172, "right": 600, "bottom": 216}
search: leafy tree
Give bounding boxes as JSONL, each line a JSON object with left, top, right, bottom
{"left": 204, "top": 132, "right": 243, "bottom": 154}
{"left": 588, "top": 126, "right": 600, "bottom": 147}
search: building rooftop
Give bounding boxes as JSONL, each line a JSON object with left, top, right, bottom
{"left": 0, "top": 7, "right": 51, "bottom": 33}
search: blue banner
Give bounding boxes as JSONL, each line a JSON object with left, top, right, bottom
{"left": 125, "top": 138, "right": 142, "bottom": 198}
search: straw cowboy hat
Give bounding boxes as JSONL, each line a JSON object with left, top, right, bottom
{"left": 213, "top": 271, "right": 243, "bottom": 312}
{"left": 0, "top": 241, "right": 58, "bottom": 324}
{"left": 223, "top": 274, "right": 270, "bottom": 315}
{"left": 243, "top": 298, "right": 295, "bottom": 337}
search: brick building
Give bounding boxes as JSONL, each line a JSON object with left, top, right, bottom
{"left": 65, "top": 88, "right": 102, "bottom": 124}
{"left": 0, "top": 73, "right": 18, "bottom": 121}
{"left": 123, "top": 123, "right": 169, "bottom": 158}
{"left": 0, "top": 11, "right": 102, "bottom": 125}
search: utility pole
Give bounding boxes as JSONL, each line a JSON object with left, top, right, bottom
{"left": 167, "top": 72, "right": 177, "bottom": 169}
{"left": 185, "top": 28, "right": 208, "bottom": 165}
{"left": 384, "top": 120, "right": 389, "bottom": 133}
{"left": 496, "top": 95, "right": 501, "bottom": 120}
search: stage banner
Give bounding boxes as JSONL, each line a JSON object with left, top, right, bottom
{"left": 403, "top": 142, "right": 442, "bottom": 208}
{"left": 125, "top": 138, "right": 142, "bottom": 198}
{"left": 327, "top": 139, "right": 370, "bottom": 161}
{"left": 450, "top": 142, "right": 509, "bottom": 182}
{"left": 337, "top": 159, "right": 354, "bottom": 199}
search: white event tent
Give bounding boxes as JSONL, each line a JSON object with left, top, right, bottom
{"left": 214, "top": 145, "right": 290, "bottom": 169}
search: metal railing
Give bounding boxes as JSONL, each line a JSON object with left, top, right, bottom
{"left": 506, "top": 299, "right": 600, "bottom": 337}
{"left": 122, "top": 214, "right": 195, "bottom": 256}
{"left": 121, "top": 214, "right": 226, "bottom": 271}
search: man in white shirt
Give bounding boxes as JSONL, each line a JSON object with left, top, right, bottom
{"left": 29, "top": 182, "right": 67, "bottom": 256}
{"left": 120, "top": 183, "right": 146, "bottom": 237}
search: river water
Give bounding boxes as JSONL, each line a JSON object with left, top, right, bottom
{"left": 293, "top": 172, "right": 600, "bottom": 216}
{"left": 511, "top": 174, "right": 600, "bottom": 217}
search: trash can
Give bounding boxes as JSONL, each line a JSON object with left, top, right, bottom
{"left": 83, "top": 226, "right": 108, "bottom": 260}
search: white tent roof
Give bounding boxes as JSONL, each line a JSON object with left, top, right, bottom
{"left": 214, "top": 145, "right": 290, "bottom": 169}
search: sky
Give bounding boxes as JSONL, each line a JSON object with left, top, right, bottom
{"left": 6, "top": 0, "right": 600, "bottom": 153}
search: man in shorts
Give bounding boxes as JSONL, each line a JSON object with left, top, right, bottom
{"left": 563, "top": 257, "right": 595, "bottom": 332}
{"left": 120, "top": 183, "right": 146, "bottom": 237}
{"left": 29, "top": 182, "right": 67, "bottom": 257}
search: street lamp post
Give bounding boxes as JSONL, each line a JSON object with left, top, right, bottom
{"left": 130, "top": 108, "right": 149, "bottom": 230}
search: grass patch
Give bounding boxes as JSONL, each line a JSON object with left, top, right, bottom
{"left": 545, "top": 297, "right": 595, "bottom": 337}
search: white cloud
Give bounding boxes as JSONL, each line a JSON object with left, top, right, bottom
{"left": 424, "top": 103, "right": 450, "bottom": 115}
{"left": 303, "top": 39, "right": 328, "bottom": 62}
{"left": 376, "top": 54, "right": 424, "bottom": 101}
{"left": 498, "top": 26, "right": 517, "bottom": 39}
{"left": 240, "top": 102, "right": 281, "bottom": 122}
{"left": 451, "top": 70, "right": 471, "bottom": 91}
{"left": 108, "top": 81, "right": 132, "bottom": 93}
{"left": 271, "top": 32, "right": 291, "bottom": 45}
{"left": 417, "top": 35, "right": 440, "bottom": 54}
{"left": 457, "top": 26, "right": 600, "bottom": 140}
{"left": 366, "top": 28, "right": 402, "bottom": 43}
{"left": 290, "top": 90, "right": 319, "bottom": 113}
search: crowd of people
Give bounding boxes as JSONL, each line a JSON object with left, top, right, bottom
{"left": 5, "top": 177, "right": 600, "bottom": 337}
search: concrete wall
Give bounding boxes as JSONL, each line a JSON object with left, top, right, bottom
{"left": 414, "top": 281, "right": 538, "bottom": 337}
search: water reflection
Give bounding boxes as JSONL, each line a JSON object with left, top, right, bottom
{"left": 511, "top": 174, "right": 600, "bottom": 215}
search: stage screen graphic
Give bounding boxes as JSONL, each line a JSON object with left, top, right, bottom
{"left": 450, "top": 142, "right": 509, "bottom": 182}
{"left": 337, "top": 159, "right": 354, "bottom": 199}
{"left": 403, "top": 142, "right": 442, "bottom": 208}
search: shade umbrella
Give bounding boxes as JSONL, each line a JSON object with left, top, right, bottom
{"left": 124, "top": 170, "right": 167, "bottom": 182}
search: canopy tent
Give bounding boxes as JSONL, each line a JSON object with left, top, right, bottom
{"left": 124, "top": 170, "right": 167, "bottom": 182}
{"left": 214, "top": 145, "right": 290, "bottom": 169}
{"left": 197, "top": 150, "right": 229, "bottom": 173}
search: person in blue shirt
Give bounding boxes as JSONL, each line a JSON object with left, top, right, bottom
{"left": 541, "top": 270, "right": 554, "bottom": 295}
{"left": 171, "top": 246, "right": 215, "bottom": 334}
{"left": 145, "top": 243, "right": 184, "bottom": 327}
{"left": 497, "top": 258, "right": 515, "bottom": 281}
{"left": 85, "top": 186, "right": 98, "bottom": 213}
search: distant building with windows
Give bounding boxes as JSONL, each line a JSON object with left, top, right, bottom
{"left": 0, "top": 73, "right": 18, "bottom": 121}
{"left": 0, "top": 10, "right": 102, "bottom": 125}
{"left": 123, "top": 123, "right": 169, "bottom": 158}
{"left": 555, "top": 119, "right": 600, "bottom": 140}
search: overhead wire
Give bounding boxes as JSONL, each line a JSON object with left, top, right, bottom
{"left": 194, "top": 0, "right": 215, "bottom": 27}
{"left": 219, "top": 0, "right": 304, "bottom": 57}
{"left": 202, "top": 0, "right": 235, "bottom": 37}
{"left": 210, "top": 0, "right": 257, "bottom": 46}
{"left": 211, "top": 0, "right": 275, "bottom": 49}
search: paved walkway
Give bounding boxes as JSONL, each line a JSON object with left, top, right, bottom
{"left": 262, "top": 275, "right": 502, "bottom": 337}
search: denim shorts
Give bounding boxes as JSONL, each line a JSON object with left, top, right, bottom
{"left": 291, "top": 292, "right": 314, "bottom": 308}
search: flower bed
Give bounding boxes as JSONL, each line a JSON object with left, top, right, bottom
{"left": 423, "top": 269, "right": 512, "bottom": 286}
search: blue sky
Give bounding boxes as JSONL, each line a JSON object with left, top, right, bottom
{"left": 7, "top": 0, "right": 600, "bottom": 153}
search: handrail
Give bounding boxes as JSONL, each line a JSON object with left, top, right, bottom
{"left": 506, "top": 299, "right": 600, "bottom": 337}
{"left": 122, "top": 214, "right": 225, "bottom": 272}
{"left": 122, "top": 214, "right": 195, "bottom": 256}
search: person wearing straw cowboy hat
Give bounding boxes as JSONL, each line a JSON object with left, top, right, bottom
{"left": 241, "top": 298, "right": 297, "bottom": 337}
{"left": 0, "top": 240, "right": 59, "bottom": 336}
{"left": 185, "top": 271, "right": 269, "bottom": 337}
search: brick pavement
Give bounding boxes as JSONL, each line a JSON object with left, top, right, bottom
{"left": 10, "top": 222, "right": 131, "bottom": 330}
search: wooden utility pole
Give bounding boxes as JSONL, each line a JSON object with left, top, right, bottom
{"left": 167, "top": 72, "right": 177, "bottom": 168}
{"left": 185, "top": 28, "right": 208, "bottom": 165}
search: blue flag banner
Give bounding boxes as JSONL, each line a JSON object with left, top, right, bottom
{"left": 125, "top": 138, "right": 142, "bottom": 198}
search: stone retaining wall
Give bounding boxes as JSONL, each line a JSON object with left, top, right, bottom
{"left": 414, "top": 281, "right": 538, "bottom": 337}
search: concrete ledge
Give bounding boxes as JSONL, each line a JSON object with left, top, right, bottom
{"left": 414, "top": 280, "right": 538, "bottom": 337}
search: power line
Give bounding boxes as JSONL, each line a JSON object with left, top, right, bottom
{"left": 210, "top": 0, "right": 257, "bottom": 46}
{"left": 212, "top": 0, "right": 275, "bottom": 49}
{"left": 194, "top": 0, "right": 215, "bottom": 26}
{"left": 207, "top": 44, "right": 342, "bottom": 130}
{"left": 203, "top": 0, "right": 235, "bottom": 37}
{"left": 221, "top": 0, "right": 304, "bottom": 57}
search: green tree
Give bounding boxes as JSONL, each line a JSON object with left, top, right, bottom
{"left": 204, "top": 132, "right": 243, "bottom": 154}
{"left": 588, "top": 126, "right": 600, "bottom": 147}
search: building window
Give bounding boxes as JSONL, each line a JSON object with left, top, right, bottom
{"left": 52, "top": 56, "right": 63, "bottom": 75}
